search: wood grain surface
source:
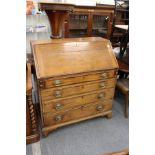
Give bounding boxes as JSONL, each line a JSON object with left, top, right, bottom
{"left": 32, "top": 37, "right": 118, "bottom": 136}
{"left": 32, "top": 37, "right": 118, "bottom": 79}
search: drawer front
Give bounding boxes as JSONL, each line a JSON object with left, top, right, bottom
{"left": 39, "top": 69, "right": 116, "bottom": 89}
{"left": 40, "top": 78, "right": 116, "bottom": 100}
{"left": 43, "top": 101, "right": 112, "bottom": 126}
{"left": 41, "top": 88, "right": 115, "bottom": 113}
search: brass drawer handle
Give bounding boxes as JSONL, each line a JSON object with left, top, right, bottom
{"left": 39, "top": 84, "right": 44, "bottom": 88}
{"left": 54, "top": 90, "right": 62, "bottom": 98}
{"left": 99, "top": 83, "right": 106, "bottom": 88}
{"left": 98, "top": 93, "right": 104, "bottom": 99}
{"left": 101, "top": 73, "right": 108, "bottom": 78}
{"left": 88, "top": 9, "right": 94, "bottom": 12}
{"left": 53, "top": 80, "right": 62, "bottom": 86}
{"left": 55, "top": 115, "right": 63, "bottom": 122}
{"left": 55, "top": 103, "right": 64, "bottom": 110}
{"left": 39, "top": 80, "right": 45, "bottom": 88}
{"left": 96, "top": 104, "right": 104, "bottom": 111}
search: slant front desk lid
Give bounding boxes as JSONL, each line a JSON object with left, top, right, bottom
{"left": 31, "top": 37, "right": 118, "bottom": 79}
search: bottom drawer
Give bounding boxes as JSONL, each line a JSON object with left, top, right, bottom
{"left": 43, "top": 100, "right": 112, "bottom": 126}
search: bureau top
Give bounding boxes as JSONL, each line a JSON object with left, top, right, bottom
{"left": 31, "top": 37, "right": 118, "bottom": 79}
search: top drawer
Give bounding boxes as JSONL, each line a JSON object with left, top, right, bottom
{"left": 39, "top": 69, "right": 117, "bottom": 89}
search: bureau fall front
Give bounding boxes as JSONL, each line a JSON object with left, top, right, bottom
{"left": 31, "top": 37, "right": 118, "bottom": 136}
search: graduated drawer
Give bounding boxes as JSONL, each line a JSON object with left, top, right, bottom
{"left": 40, "top": 78, "right": 116, "bottom": 101}
{"left": 41, "top": 88, "right": 115, "bottom": 113}
{"left": 43, "top": 100, "right": 112, "bottom": 126}
{"left": 39, "top": 69, "right": 116, "bottom": 89}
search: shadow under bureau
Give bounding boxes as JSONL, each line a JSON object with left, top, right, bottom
{"left": 31, "top": 37, "right": 118, "bottom": 136}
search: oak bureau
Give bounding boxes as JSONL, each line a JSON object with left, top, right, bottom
{"left": 31, "top": 37, "right": 118, "bottom": 136}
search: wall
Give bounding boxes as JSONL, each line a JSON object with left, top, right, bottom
{"left": 26, "top": 14, "right": 51, "bottom": 53}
